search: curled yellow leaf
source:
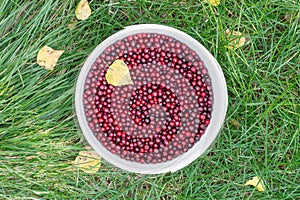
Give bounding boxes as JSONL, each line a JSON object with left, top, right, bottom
{"left": 105, "top": 59, "right": 134, "bottom": 86}
{"left": 204, "top": 0, "right": 220, "bottom": 6}
{"left": 245, "top": 176, "right": 265, "bottom": 192}
{"left": 73, "top": 150, "right": 101, "bottom": 173}
{"left": 224, "top": 29, "right": 248, "bottom": 50}
{"left": 75, "top": 0, "right": 92, "bottom": 20}
{"left": 37, "top": 46, "right": 64, "bottom": 70}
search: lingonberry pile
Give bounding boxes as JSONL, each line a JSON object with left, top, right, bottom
{"left": 83, "top": 33, "right": 213, "bottom": 164}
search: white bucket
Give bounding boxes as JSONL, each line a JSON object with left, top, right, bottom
{"left": 75, "top": 24, "right": 228, "bottom": 174}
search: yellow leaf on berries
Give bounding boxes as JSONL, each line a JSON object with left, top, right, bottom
{"left": 37, "top": 46, "right": 64, "bottom": 70}
{"left": 73, "top": 150, "right": 101, "bottom": 173}
{"left": 245, "top": 176, "right": 265, "bottom": 192}
{"left": 105, "top": 59, "right": 133, "bottom": 86}
{"left": 225, "top": 29, "right": 247, "bottom": 50}
{"left": 204, "top": 0, "right": 220, "bottom": 6}
{"left": 75, "top": 0, "right": 92, "bottom": 20}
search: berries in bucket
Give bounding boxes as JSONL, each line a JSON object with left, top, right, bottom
{"left": 75, "top": 24, "right": 227, "bottom": 174}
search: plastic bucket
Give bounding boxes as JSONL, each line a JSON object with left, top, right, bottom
{"left": 75, "top": 24, "right": 228, "bottom": 174}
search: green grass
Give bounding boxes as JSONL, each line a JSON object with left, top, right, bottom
{"left": 0, "top": 0, "right": 299, "bottom": 199}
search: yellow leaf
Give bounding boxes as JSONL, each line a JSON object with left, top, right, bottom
{"left": 73, "top": 150, "right": 101, "bottom": 173}
{"left": 225, "top": 28, "right": 242, "bottom": 36}
{"left": 105, "top": 59, "right": 134, "bottom": 86}
{"left": 224, "top": 28, "right": 247, "bottom": 50}
{"left": 37, "top": 46, "right": 64, "bottom": 70}
{"left": 204, "top": 0, "right": 220, "bottom": 6}
{"left": 75, "top": 0, "right": 92, "bottom": 20}
{"left": 245, "top": 176, "right": 266, "bottom": 192}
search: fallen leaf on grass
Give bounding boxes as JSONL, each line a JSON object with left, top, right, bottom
{"left": 73, "top": 150, "right": 101, "bottom": 173}
{"left": 224, "top": 29, "right": 248, "bottom": 50}
{"left": 75, "top": 0, "right": 92, "bottom": 20}
{"left": 37, "top": 46, "right": 64, "bottom": 70}
{"left": 229, "top": 119, "right": 239, "bottom": 128}
{"left": 245, "top": 176, "right": 265, "bottom": 192}
{"left": 105, "top": 59, "right": 134, "bottom": 86}
{"left": 67, "top": 21, "right": 77, "bottom": 30}
{"left": 204, "top": 0, "right": 220, "bottom": 6}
